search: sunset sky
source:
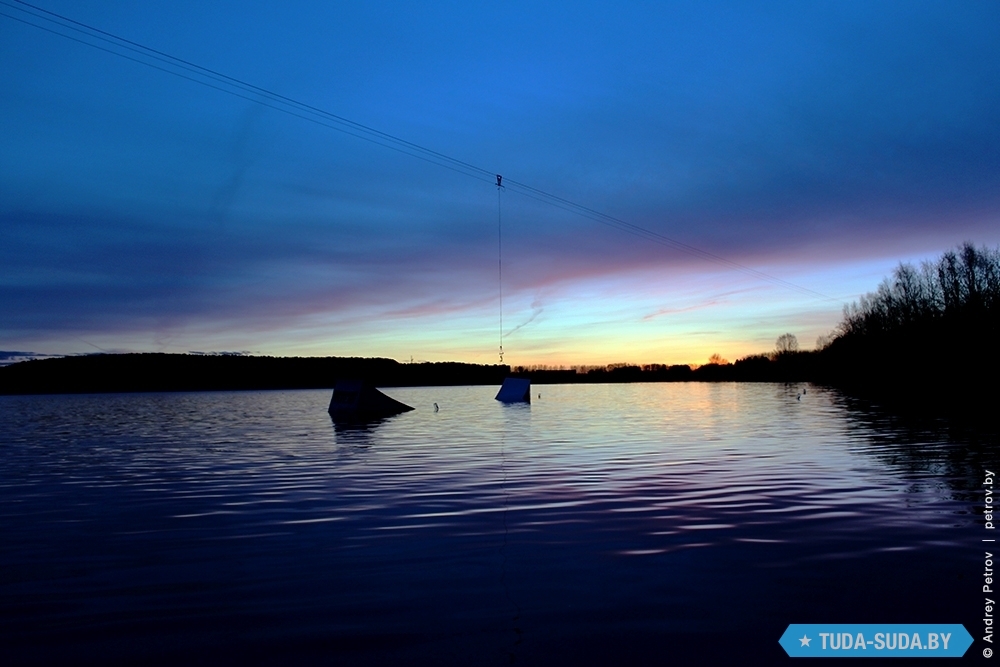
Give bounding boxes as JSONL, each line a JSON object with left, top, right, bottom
{"left": 2, "top": 1, "right": 999, "bottom": 367}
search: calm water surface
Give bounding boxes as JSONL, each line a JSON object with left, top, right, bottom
{"left": 0, "top": 383, "right": 987, "bottom": 665}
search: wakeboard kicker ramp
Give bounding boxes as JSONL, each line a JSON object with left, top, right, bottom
{"left": 495, "top": 376, "right": 530, "bottom": 403}
{"left": 328, "top": 380, "right": 414, "bottom": 422}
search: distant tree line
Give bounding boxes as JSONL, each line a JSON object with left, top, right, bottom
{"left": 835, "top": 242, "right": 1000, "bottom": 342}
{"left": 819, "top": 242, "right": 999, "bottom": 401}
{"left": 0, "top": 354, "right": 509, "bottom": 395}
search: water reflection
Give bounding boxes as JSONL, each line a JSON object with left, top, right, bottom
{"left": 498, "top": 418, "right": 524, "bottom": 663}
{"left": 0, "top": 384, "right": 982, "bottom": 666}
{"left": 833, "top": 389, "right": 995, "bottom": 507}
{"left": 330, "top": 416, "right": 386, "bottom": 448}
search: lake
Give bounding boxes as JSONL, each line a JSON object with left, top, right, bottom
{"left": 0, "top": 383, "right": 987, "bottom": 665}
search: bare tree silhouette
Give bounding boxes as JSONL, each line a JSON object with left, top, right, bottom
{"left": 774, "top": 333, "right": 799, "bottom": 355}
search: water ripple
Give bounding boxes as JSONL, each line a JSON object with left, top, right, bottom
{"left": 0, "top": 384, "right": 982, "bottom": 664}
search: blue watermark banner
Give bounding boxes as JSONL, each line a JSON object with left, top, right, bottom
{"left": 779, "top": 624, "right": 973, "bottom": 658}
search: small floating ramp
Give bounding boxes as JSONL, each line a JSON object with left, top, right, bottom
{"left": 328, "top": 380, "right": 414, "bottom": 421}
{"left": 495, "top": 377, "right": 531, "bottom": 403}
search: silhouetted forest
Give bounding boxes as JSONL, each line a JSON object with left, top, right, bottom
{"left": 0, "top": 354, "right": 811, "bottom": 395}
{"left": 814, "top": 242, "right": 999, "bottom": 413}
{"left": 2, "top": 243, "right": 996, "bottom": 418}
{"left": 0, "top": 354, "right": 509, "bottom": 394}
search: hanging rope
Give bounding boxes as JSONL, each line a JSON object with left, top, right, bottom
{"left": 496, "top": 174, "right": 504, "bottom": 364}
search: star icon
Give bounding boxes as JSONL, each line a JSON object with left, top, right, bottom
{"left": 799, "top": 635, "right": 812, "bottom": 647}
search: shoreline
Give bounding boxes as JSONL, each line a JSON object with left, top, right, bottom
{"left": 2, "top": 352, "right": 994, "bottom": 428}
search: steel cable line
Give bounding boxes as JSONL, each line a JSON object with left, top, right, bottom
{"left": 497, "top": 179, "right": 505, "bottom": 363}
{"left": 2, "top": 0, "right": 840, "bottom": 304}
{"left": 3, "top": 0, "right": 497, "bottom": 184}
{"left": 5, "top": 16, "right": 492, "bottom": 183}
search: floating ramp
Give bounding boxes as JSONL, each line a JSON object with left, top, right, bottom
{"left": 495, "top": 376, "right": 531, "bottom": 403}
{"left": 328, "top": 380, "right": 414, "bottom": 422}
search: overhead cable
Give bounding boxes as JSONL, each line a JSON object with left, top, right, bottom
{"left": 1, "top": 0, "right": 839, "bottom": 303}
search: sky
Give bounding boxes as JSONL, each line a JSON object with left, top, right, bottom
{"left": 2, "top": 1, "right": 999, "bottom": 367}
